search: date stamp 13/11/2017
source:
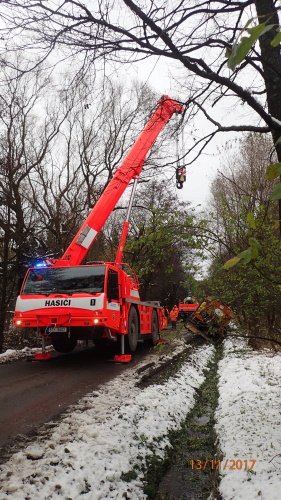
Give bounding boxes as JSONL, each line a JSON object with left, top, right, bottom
{"left": 190, "top": 459, "right": 256, "bottom": 471}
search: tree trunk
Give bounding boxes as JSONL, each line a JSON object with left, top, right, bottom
{"left": 0, "top": 228, "right": 10, "bottom": 353}
{"left": 255, "top": 0, "right": 281, "bottom": 233}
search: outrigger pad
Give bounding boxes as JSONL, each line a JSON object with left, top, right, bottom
{"left": 34, "top": 352, "right": 52, "bottom": 361}
{"left": 114, "top": 354, "right": 132, "bottom": 363}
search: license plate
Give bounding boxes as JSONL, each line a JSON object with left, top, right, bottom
{"left": 47, "top": 327, "right": 67, "bottom": 333}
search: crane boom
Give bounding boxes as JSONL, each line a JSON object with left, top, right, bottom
{"left": 55, "top": 95, "right": 183, "bottom": 267}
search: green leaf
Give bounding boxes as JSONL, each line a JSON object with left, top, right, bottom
{"left": 223, "top": 255, "right": 241, "bottom": 270}
{"left": 270, "top": 182, "right": 281, "bottom": 201}
{"left": 239, "top": 248, "right": 252, "bottom": 264}
{"left": 266, "top": 163, "right": 281, "bottom": 181}
{"left": 225, "top": 47, "right": 232, "bottom": 58}
{"left": 247, "top": 23, "right": 274, "bottom": 38}
{"left": 248, "top": 237, "right": 260, "bottom": 259}
{"left": 227, "top": 23, "right": 274, "bottom": 70}
{"left": 271, "top": 31, "right": 281, "bottom": 47}
{"left": 227, "top": 37, "right": 252, "bottom": 71}
{"left": 223, "top": 240, "right": 259, "bottom": 270}
{"left": 246, "top": 211, "right": 256, "bottom": 229}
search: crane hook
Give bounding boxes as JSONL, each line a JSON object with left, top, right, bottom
{"left": 176, "top": 166, "right": 186, "bottom": 189}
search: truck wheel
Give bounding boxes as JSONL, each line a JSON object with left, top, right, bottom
{"left": 126, "top": 307, "right": 139, "bottom": 353}
{"left": 52, "top": 334, "right": 77, "bottom": 353}
{"left": 150, "top": 310, "right": 159, "bottom": 346}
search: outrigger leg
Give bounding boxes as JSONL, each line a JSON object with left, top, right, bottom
{"left": 114, "top": 334, "right": 132, "bottom": 363}
{"left": 34, "top": 331, "right": 52, "bottom": 360}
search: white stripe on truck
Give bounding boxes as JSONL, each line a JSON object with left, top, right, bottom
{"left": 15, "top": 294, "right": 104, "bottom": 312}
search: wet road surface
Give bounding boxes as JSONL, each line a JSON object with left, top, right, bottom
{"left": 0, "top": 346, "right": 147, "bottom": 451}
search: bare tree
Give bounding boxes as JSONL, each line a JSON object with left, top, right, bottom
{"left": 0, "top": 62, "right": 69, "bottom": 352}
{"left": 1, "top": 0, "right": 280, "bottom": 224}
{"left": 72, "top": 79, "right": 167, "bottom": 205}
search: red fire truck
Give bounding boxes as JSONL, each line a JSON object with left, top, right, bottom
{"left": 13, "top": 96, "right": 184, "bottom": 361}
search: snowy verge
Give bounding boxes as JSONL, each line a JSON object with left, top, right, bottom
{"left": 216, "top": 337, "right": 281, "bottom": 500}
{"left": 0, "top": 344, "right": 214, "bottom": 499}
{"left": 0, "top": 346, "right": 53, "bottom": 364}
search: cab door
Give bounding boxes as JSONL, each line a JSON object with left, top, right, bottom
{"left": 106, "top": 267, "right": 121, "bottom": 330}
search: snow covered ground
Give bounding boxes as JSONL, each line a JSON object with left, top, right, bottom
{"left": 4, "top": 334, "right": 280, "bottom": 499}
{"left": 216, "top": 338, "right": 281, "bottom": 500}
{"left": 0, "top": 342, "right": 214, "bottom": 499}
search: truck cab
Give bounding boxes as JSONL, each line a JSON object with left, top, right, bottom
{"left": 14, "top": 262, "right": 152, "bottom": 353}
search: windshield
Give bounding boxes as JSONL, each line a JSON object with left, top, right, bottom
{"left": 22, "top": 266, "right": 105, "bottom": 295}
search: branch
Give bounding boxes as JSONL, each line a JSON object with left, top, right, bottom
{"left": 226, "top": 332, "right": 281, "bottom": 347}
{"left": 193, "top": 101, "right": 270, "bottom": 132}
{"left": 123, "top": 0, "right": 281, "bottom": 133}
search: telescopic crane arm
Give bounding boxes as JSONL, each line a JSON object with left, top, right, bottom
{"left": 54, "top": 96, "right": 184, "bottom": 267}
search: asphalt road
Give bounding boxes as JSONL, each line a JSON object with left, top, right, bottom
{"left": 0, "top": 345, "right": 147, "bottom": 452}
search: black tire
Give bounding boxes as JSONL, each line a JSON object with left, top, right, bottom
{"left": 125, "top": 307, "right": 139, "bottom": 353}
{"left": 150, "top": 309, "right": 159, "bottom": 346}
{"left": 52, "top": 334, "right": 77, "bottom": 353}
